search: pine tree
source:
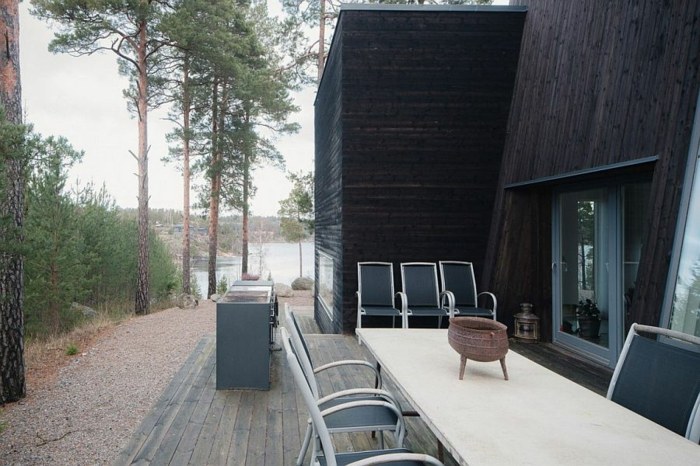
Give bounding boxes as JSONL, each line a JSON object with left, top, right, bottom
{"left": 278, "top": 171, "right": 314, "bottom": 278}
{"left": 31, "top": 0, "right": 172, "bottom": 314}
{"left": 0, "top": 0, "right": 27, "bottom": 404}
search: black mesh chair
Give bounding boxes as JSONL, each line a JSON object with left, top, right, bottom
{"left": 400, "top": 262, "right": 455, "bottom": 328}
{"left": 280, "top": 327, "right": 444, "bottom": 466}
{"left": 607, "top": 323, "right": 700, "bottom": 443}
{"left": 285, "top": 308, "right": 406, "bottom": 465}
{"left": 357, "top": 262, "right": 407, "bottom": 329}
{"left": 439, "top": 261, "right": 497, "bottom": 320}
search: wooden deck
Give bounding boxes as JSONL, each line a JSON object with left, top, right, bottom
{"left": 114, "top": 306, "right": 453, "bottom": 466}
{"left": 115, "top": 305, "right": 611, "bottom": 465}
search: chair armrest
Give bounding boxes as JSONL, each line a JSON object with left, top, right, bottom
{"left": 317, "top": 387, "right": 401, "bottom": 410}
{"left": 319, "top": 399, "right": 404, "bottom": 423}
{"left": 395, "top": 291, "right": 410, "bottom": 328}
{"left": 347, "top": 453, "right": 444, "bottom": 466}
{"left": 314, "top": 359, "right": 383, "bottom": 389}
{"left": 440, "top": 290, "right": 455, "bottom": 318}
{"left": 477, "top": 291, "right": 497, "bottom": 318}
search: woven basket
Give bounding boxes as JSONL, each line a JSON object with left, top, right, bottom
{"left": 448, "top": 317, "right": 509, "bottom": 380}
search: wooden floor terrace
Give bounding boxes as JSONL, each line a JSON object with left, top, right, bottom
{"left": 115, "top": 306, "right": 612, "bottom": 466}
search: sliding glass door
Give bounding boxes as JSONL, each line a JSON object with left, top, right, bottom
{"left": 553, "top": 183, "right": 650, "bottom": 366}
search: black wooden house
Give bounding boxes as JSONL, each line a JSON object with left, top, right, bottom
{"left": 314, "top": 4, "right": 526, "bottom": 333}
{"left": 314, "top": 2, "right": 700, "bottom": 369}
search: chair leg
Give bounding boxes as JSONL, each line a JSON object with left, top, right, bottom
{"left": 296, "top": 423, "right": 313, "bottom": 466}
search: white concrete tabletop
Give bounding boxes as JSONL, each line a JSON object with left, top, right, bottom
{"left": 356, "top": 328, "right": 700, "bottom": 465}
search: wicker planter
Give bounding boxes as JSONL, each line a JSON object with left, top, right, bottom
{"left": 448, "top": 317, "right": 509, "bottom": 380}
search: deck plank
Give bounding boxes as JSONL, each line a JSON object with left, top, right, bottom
{"left": 187, "top": 385, "right": 226, "bottom": 465}
{"left": 226, "top": 390, "right": 254, "bottom": 466}
{"left": 168, "top": 366, "right": 218, "bottom": 465}
{"left": 206, "top": 391, "right": 241, "bottom": 465}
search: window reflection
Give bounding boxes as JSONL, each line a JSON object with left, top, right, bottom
{"left": 670, "top": 156, "right": 700, "bottom": 337}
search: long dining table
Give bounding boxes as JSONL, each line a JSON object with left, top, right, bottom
{"left": 356, "top": 328, "right": 700, "bottom": 465}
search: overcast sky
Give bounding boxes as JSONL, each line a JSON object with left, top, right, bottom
{"left": 19, "top": 2, "right": 315, "bottom": 217}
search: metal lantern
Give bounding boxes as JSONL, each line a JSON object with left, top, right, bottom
{"left": 514, "top": 302, "right": 540, "bottom": 342}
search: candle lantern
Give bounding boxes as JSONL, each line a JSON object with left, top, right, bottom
{"left": 514, "top": 302, "right": 540, "bottom": 342}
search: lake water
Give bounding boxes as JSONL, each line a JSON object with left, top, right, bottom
{"left": 192, "top": 242, "right": 314, "bottom": 295}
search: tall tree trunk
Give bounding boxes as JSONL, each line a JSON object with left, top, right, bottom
{"left": 134, "top": 16, "right": 150, "bottom": 314}
{"left": 318, "top": 0, "right": 325, "bottom": 81}
{"left": 207, "top": 78, "right": 220, "bottom": 298}
{"left": 0, "top": 0, "right": 26, "bottom": 403}
{"left": 241, "top": 135, "right": 250, "bottom": 275}
{"left": 181, "top": 57, "right": 191, "bottom": 295}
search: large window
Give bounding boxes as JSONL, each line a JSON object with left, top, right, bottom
{"left": 318, "top": 251, "right": 334, "bottom": 321}
{"left": 666, "top": 152, "right": 700, "bottom": 337}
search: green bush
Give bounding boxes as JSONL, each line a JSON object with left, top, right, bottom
{"left": 217, "top": 275, "right": 229, "bottom": 295}
{"left": 65, "top": 343, "right": 79, "bottom": 356}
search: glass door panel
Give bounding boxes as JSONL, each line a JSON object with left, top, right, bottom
{"left": 557, "top": 189, "right": 610, "bottom": 351}
{"left": 554, "top": 182, "right": 651, "bottom": 366}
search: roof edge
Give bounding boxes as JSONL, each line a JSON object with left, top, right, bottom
{"left": 339, "top": 4, "right": 528, "bottom": 14}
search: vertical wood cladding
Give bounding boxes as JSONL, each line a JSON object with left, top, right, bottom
{"left": 484, "top": 0, "right": 700, "bottom": 338}
{"left": 315, "top": 7, "right": 526, "bottom": 333}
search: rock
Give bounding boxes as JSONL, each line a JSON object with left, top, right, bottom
{"left": 177, "top": 294, "right": 198, "bottom": 309}
{"left": 210, "top": 293, "right": 221, "bottom": 302}
{"left": 291, "top": 277, "right": 314, "bottom": 291}
{"left": 71, "top": 302, "right": 97, "bottom": 319}
{"left": 274, "top": 283, "right": 294, "bottom": 297}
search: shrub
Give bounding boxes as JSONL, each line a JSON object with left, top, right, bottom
{"left": 65, "top": 343, "right": 79, "bottom": 356}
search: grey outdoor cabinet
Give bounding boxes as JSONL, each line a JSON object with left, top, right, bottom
{"left": 216, "top": 280, "right": 276, "bottom": 390}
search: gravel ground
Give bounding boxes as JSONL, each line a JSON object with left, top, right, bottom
{"left": 0, "top": 291, "right": 312, "bottom": 465}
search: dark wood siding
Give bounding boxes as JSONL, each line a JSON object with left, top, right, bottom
{"left": 315, "top": 7, "right": 526, "bottom": 333}
{"left": 484, "top": 0, "right": 700, "bottom": 337}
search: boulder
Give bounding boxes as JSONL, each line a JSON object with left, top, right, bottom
{"left": 274, "top": 283, "right": 294, "bottom": 297}
{"left": 210, "top": 293, "right": 221, "bottom": 302}
{"left": 291, "top": 277, "right": 314, "bottom": 291}
{"left": 71, "top": 302, "right": 97, "bottom": 319}
{"left": 177, "top": 293, "right": 198, "bottom": 309}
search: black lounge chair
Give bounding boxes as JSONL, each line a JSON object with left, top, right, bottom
{"left": 400, "top": 262, "right": 455, "bottom": 328}
{"left": 357, "top": 262, "right": 408, "bottom": 329}
{"left": 607, "top": 323, "right": 700, "bottom": 442}
{"left": 281, "top": 327, "right": 444, "bottom": 466}
{"left": 285, "top": 308, "right": 405, "bottom": 465}
{"left": 439, "top": 261, "right": 497, "bottom": 320}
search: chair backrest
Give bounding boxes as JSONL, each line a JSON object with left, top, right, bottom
{"left": 400, "top": 263, "right": 440, "bottom": 307}
{"left": 358, "top": 262, "right": 396, "bottom": 307}
{"left": 439, "top": 261, "right": 478, "bottom": 307}
{"left": 285, "top": 307, "right": 321, "bottom": 398}
{"left": 281, "top": 327, "right": 341, "bottom": 466}
{"left": 607, "top": 324, "right": 700, "bottom": 442}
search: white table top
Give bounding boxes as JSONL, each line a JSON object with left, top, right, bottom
{"left": 356, "top": 328, "right": 700, "bottom": 466}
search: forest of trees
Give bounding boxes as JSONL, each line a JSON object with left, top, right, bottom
{"left": 22, "top": 134, "right": 178, "bottom": 338}
{"left": 1, "top": 0, "right": 492, "bottom": 403}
